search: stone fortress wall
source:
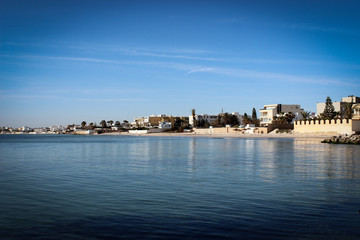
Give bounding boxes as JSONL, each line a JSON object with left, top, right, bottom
{"left": 294, "top": 119, "right": 360, "bottom": 135}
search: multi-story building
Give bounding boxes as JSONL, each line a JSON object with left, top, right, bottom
{"left": 260, "top": 104, "right": 303, "bottom": 126}
{"left": 134, "top": 115, "right": 189, "bottom": 127}
{"left": 189, "top": 112, "right": 243, "bottom": 127}
{"left": 188, "top": 114, "right": 218, "bottom": 126}
{"left": 317, "top": 95, "right": 360, "bottom": 116}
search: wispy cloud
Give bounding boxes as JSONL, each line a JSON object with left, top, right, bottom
{"left": 125, "top": 51, "right": 221, "bottom": 61}
{"left": 209, "top": 67, "right": 360, "bottom": 87}
{"left": 186, "top": 67, "right": 214, "bottom": 74}
{"left": 1, "top": 54, "right": 358, "bottom": 87}
{"left": 0, "top": 94, "right": 63, "bottom": 100}
{"left": 73, "top": 98, "right": 147, "bottom": 102}
{"left": 0, "top": 93, "right": 147, "bottom": 102}
{"left": 285, "top": 23, "right": 360, "bottom": 36}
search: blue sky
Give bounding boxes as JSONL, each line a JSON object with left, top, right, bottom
{"left": 1, "top": 0, "right": 359, "bottom": 127}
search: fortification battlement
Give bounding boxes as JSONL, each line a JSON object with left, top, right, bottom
{"left": 294, "top": 119, "right": 353, "bottom": 126}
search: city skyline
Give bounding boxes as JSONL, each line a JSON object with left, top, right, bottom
{"left": 1, "top": 0, "right": 360, "bottom": 127}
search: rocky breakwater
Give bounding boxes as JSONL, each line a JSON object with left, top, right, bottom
{"left": 321, "top": 134, "right": 360, "bottom": 144}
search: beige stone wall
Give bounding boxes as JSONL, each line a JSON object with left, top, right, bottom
{"left": 294, "top": 119, "right": 360, "bottom": 135}
{"left": 194, "top": 127, "right": 244, "bottom": 135}
{"left": 194, "top": 127, "right": 268, "bottom": 135}
{"left": 254, "top": 127, "right": 268, "bottom": 134}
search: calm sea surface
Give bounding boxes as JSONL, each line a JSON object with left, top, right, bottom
{"left": 0, "top": 134, "right": 359, "bottom": 239}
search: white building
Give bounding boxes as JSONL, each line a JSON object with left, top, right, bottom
{"left": 189, "top": 112, "right": 244, "bottom": 126}
{"left": 260, "top": 104, "right": 303, "bottom": 126}
{"left": 158, "top": 121, "right": 172, "bottom": 129}
{"left": 189, "top": 114, "right": 218, "bottom": 126}
{"left": 316, "top": 95, "right": 360, "bottom": 116}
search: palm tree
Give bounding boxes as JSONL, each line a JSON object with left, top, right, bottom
{"left": 100, "top": 120, "right": 107, "bottom": 128}
{"left": 343, "top": 101, "right": 354, "bottom": 119}
{"left": 286, "top": 112, "right": 295, "bottom": 123}
{"left": 107, "top": 120, "right": 114, "bottom": 126}
{"left": 115, "top": 121, "right": 121, "bottom": 126}
{"left": 81, "top": 121, "right": 86, "bottom": 128}
{"left": 300, "top": 111, "right": 311, "bottom": 120}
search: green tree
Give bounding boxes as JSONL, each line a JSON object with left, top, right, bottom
{"left": 243, "top": 113, "right": 251, "bottom": 125}
{"left": 197, "top": 118, "right": 206, "bottom": 128}
{"left": 81, "top": 121, "right": 86, "bottom": 128}
{"left": 322, "top": 96, "right": 335, "bottom": 120}
{"left": 89, "top": 123, "right": 94, "bottom": 130}
{"left": 300, "top": 111, "right": 311, "bottom": 120}
{"left": 214, "top": 114, "right": 222, "bottom": 127}
{"left": 115, "top": 121, "right": 121, "bottom": 126}
{"left": 272, "top": 112, "right": 295, "bottom": 124}
{"left": 343, "top": 101, "right": 354, "bottom": 119}
{"left": 100, "top": 120, "right": 107, "bottom": 128}
{"left": 286, "top": 112, "right": 295, "bottom": 123}
{"left": 229, "top": 114, "right": 239, "bottom": 126}
{"left": 107, "top": 120, "right": 113, "bottom": 126}
{"left": 252, "top": 108, "right": 257, "bottom": 121}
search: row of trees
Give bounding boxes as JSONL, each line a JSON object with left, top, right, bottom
{"left": 243, "top": 108, "right": 259, "bottom": 126}
{"left": 272, "top": 112, "right": 295, "bottom": 124}
{"left": 192, "top": 107, "right": 260, "bottom": 128}
{"left": 295, "top": 96, "right": 353, "bottom": 122}
{"left": 80, "top": 120, "right": 129, "bottom": 130}
{"left": 298, "top": 96, "right": 353, "bottom": 121}
{"left": 319, "top": 96, "right": 353, "bottom": 120}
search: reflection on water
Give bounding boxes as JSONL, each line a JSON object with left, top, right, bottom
{"left": 0, "top": 135, "right": 360, "bottom": 240}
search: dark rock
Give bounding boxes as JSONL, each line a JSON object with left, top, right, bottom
{"left": 322, "top": 134, "right": 360, "bottom": 144}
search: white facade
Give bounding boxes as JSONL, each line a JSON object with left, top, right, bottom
{"left": 189, "top": 114, "right": 218, "bottom": 126}
{"left": 317, "top": 95, "right": 360, "bottom": 116}
{"left": 316, "top": 102, "right": 342, "bottom": 116}
{"left": 189, "top": 112, "right": 243, "bottom": 126}
{"left": 158, "top": 121, "right": 172, "bottom": 129}
{"left": 260, "top": 104, "right": 303, "bottom": 126}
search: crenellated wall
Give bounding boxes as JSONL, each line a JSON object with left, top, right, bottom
{"left": 294, "top": 119, "right": 360, "bottom": 135}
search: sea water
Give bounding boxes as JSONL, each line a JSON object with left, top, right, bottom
{"left": 0, "top": 134, "right": 359, "bottom": 239}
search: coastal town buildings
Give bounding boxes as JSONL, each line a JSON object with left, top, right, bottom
{"left": 189, "top": 114, "right": 218, "bottom": 126}
{"left": 158, "top": 121, "right": 172, "bottom": 129}
{"left": 260, "top": 104, "right": 303, "bottom": 126}
{"left": 353, "top": 104, "right": 360, "bottom": 120}
{"left": 230, "top": 112, "right": 244, "bottom": 126}
{"left": 295, "top": 95, "right": 360, "bottom": 135}
{"left": 189, "top": 112, "right": 243, "bottom": 127}
{"left": 316, "top": 95, "right": 360, "bottom": 116}
{"left": 133, "top": 115, "right": 189, "bottom": 128}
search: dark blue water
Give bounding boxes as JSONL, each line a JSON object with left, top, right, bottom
{"left": 0, "top": 135, "right": 359, "bottom": 239}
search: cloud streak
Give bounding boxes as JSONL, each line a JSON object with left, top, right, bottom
{"left": 1, "top": 54, "right": 358, "bottom": 87}
{"left": 186, "top": 67, "right": 214, "bottom": 74}
{"left": 285, "top": 23, "right": 360, "bottom": 36}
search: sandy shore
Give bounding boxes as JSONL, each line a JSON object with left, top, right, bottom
{"left": 100, "top": 132, "right": 329, "bottom": 139}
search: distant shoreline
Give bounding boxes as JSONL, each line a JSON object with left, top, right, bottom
{"left": 0, "top": 132, "right": 330, "bottom": 139}
{"left": 99, "top": 132, "right": 329, "bottom": 139}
